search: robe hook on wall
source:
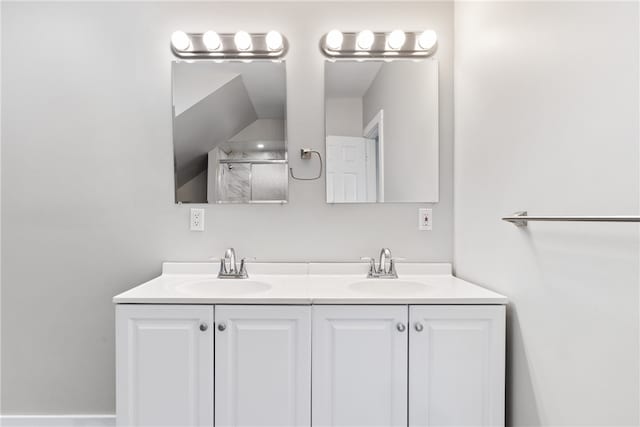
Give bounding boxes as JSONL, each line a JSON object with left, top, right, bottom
{"left": 289, "top": 149, "right": 323, "bottom": 181}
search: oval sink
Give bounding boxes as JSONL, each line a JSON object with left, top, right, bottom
{"left": 349, "top": 280, "right": 429, "bottom": 294}
{"left": 176, "top": 279, "right": 271, "bottom": 296}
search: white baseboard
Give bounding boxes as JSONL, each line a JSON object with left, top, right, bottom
{"left": 0, "top": 415, "right": 115, "bottom": 427}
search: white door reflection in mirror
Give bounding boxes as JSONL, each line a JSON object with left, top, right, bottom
{"left": 326, "top": 136, "right": 374, "bottom": 203}
{"left": 325, "top": 60, "right": 438, "bottom": 203}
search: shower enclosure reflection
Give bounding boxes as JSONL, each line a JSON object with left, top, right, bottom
{"left": 172, "top": 61, "right": 288, "bottom": 203}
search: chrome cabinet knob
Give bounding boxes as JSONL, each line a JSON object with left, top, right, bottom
{"left": 217, "top": 322, "right": 226, "bottom": 332}
{"left": 396, "top": 322, "right": 406, "bottom": 332}
{"left": 199, "top": 323, "right": 208, "bottom": 332}
{"left": 414, "top": 322, "right": 424, "bottom": 332}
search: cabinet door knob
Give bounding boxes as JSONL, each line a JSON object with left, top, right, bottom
{"left": 414, "top": 322, "right": 424, "bottom": 332}
{"left": 396, "top": 322, "right": 406, "bottom": 332}
{"left": 199, "top": 323, "right": 208, "bottom": 332}
{"left": 217, "top": 322, "right": 227, "bottom": 332}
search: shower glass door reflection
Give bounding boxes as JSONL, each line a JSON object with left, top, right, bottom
{"left": 218, "top": 162, "right": 251, "bottom": 202}
{"left": 217, "top": 162, "right": 288, "bottom": 203}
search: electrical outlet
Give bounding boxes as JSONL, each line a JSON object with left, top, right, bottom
{"left": 418, "top": 208, "right": 432, "bottom": 231}
{"left": 190, "top": 208, "right": 205, "bottom": 231}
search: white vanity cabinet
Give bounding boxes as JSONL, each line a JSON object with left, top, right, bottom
{"left": 312, "top": 306, "right": 409, "bottom": 427}
{"left": 312, "top": 305, "right": 506, "bottom": 427}
{"left": 116, "top": 304, "right": 312, "bottom": 427}
{"left": 115, "top": 305, "right": 214, "bottom": 427}
{"left": 409, "top": 305, "right": 506, "bottom": 427}
{"left": 214, "top": 305, "right": 311, "bottom": 427}
{"left": 116, "top": 303, "right": 505, "bottom": 427}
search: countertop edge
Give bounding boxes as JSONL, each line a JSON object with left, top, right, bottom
{"left": 113, "top": 297, "right": 508, "bottom": 305}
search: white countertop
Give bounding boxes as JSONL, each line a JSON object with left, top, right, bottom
{"left": 113, "top": 262, "right": 507, "bottom": 305}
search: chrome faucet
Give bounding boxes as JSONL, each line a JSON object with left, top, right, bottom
{"left": 362, "top": 248, "right": 398, "bottom": 279}
{"left": 218, "top": 248, "right": 248, "bottom": 279}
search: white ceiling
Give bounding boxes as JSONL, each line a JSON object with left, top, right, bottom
{"left": 173, "top": 61, "right": 286, "bottom": 118}
{"left": 173, "top": 65, "right": 238, "bottom": 116}
{"left": 325, "top": 62, "right": 383, "bottom": 98}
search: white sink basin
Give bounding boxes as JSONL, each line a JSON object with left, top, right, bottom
{"left": 176, "top": 279, "right": 271, "bottom": 296}
{"left": 349, "top": 280, "right": 429, "bottom": 294}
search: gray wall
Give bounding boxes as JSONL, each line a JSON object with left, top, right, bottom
{"left": 177, "top": 170, "right": 207, "bottom": 202}
{"left": 325, "top": 97, "right": 363, "bottom": 137}
{"left": 1, "top": 1, "right": 454, "bottom": 413}
{"left": 454, "top": 2, "right": 640, "bottom": 425}
{"left": 363, "top": 61, "right": 439, "bottom": 202}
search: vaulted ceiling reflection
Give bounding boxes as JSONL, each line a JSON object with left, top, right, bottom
{"left": 172, "top": 61, "right": 287, "bottom": 203}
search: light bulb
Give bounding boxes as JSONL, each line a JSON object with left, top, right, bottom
{"left": 417, "top": 30, "right": 437, "bottom": 50}
{"left": 265, "top": 31, "right": 283, "bottom": 51}
{"left": 171, "top": 31, "right": 191, "bottom": 51}
{"left": 202, "top": 31, "right": 221, "bottom": 50}
{"left": 387, "top": 30, "right": 406, "bottom": 50}
{"left": 356, "top": 30, "right": 375, "bottom": 50}
{"left": 257, "top": 143, "right": 265, "bottom": 149}
{"left": 325, "top": 29, "right": 343, "bottom": 50}
{"left": 234, "top": 31, "right": 252, "bottom": 51}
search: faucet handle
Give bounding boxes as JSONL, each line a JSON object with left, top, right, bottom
{"left": 388, "top": 259, "right": 400, "bottom": 278}
{"left": 218, "top": 258, "right": 227, "bottom": 275}
{"left": 238, "top": 258, "right": 253, "bottom": 278}
{"left": 361, "top": 257, "right": 377, "bottom": 275}
{"left": 240, "top": 257, "right": 255, "bottom": 268}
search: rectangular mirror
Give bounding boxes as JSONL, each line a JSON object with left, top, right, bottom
{"left": 172, "top": 61, "right": 288, "bottom": 203}
{"left": 324, "top": 60, "right": 438, "bottom": 203}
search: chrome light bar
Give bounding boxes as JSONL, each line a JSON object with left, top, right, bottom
{"left": 170, "top": 31, "right": 288, "bottom": 60}
{"left": 320, "top": 29, "right": 437, "bottom": 60}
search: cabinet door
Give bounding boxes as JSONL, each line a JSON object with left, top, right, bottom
{"left": 215, "top": 305, "right": 311, "bottom": 427}
{"left": 409, "top": 305, "right": 506, "bottom": 427}
{"left": 312, "top": 305, "right": 408, "bottom": 427}
{"left": 116, "top": 305, "right": 214, "bottom": 427}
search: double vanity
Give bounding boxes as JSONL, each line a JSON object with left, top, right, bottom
{"left": 114, "top": 250, "right": 507, "bottom": 427}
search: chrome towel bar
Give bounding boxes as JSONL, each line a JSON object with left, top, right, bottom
{"left": 503, "top": 211, "right": 640, "bottom": 227}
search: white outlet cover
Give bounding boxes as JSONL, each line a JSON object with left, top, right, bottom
{"left": 190, "top": 208, "right": 205, "bottom": 231}
{"left": 418, "top": 208, "right": 432, "bottom": 231}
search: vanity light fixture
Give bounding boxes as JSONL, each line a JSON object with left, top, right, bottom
{"left": 387, "top": 30, "right": 406, "bottom": 50}
{"left": 417, "top": 30, "right": 438, "bottom": 50}
{"left": 265, "top": 31, "right": 283, "bottom": 51}
{"left": 202, "top": 31, "right": 222, "bottom": 51}
{"left": 170, "top": 31, "right": 288, "bottom": 60}
{"left": 356, "top": 30, "right": 375, "bottom": 50}
{"left": 320, "top": 29, "right": 437, "bottom": 59}
{"left": 234, "top": 31, "right": 252, "bottom": 51}
{"left": 171, "top": 31, "right": 191, "bottom": 51}
{"left": 325, "top": 29, "right": 344, "bottom": 50}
